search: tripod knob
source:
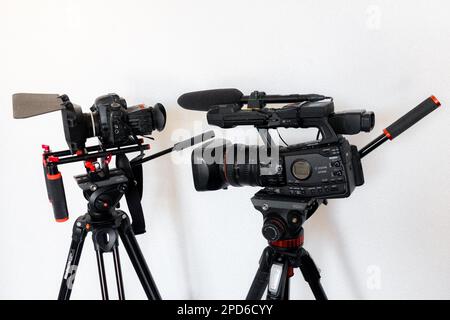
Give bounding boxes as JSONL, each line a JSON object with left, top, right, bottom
{"left": 262, "top": 218, "right": 286, "bottom": 241}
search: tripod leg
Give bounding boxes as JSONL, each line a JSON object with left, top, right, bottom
{"left": 298, "top": 248, "right": 328, "bottom": 301}
{"left": 112, "top": 245, "right": 125, "bottom": 300}
{"left": 58, "top": 216, "right": 88, "bottom": 300}
{"left": 118, "top": 213, "right": 161, "bottom": 300}
{"left": 95, "top": 250, "right": 109, "bottom": 300}
{"left": 246, "top": 247, "right": 274, "bottom": 300}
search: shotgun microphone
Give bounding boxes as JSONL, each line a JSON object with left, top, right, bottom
{"left": 177, "top": 88, "right": 244, "bottom": 111}
{"left": 177, "top": 88, "right": 331, "bottom": 111}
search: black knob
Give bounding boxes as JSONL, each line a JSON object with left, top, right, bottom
{"left": 262, "top": 218, "right": 286, "bottom": 241}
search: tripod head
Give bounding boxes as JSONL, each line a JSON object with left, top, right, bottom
{"left": 75, "top": 168, "right": 129, "bottom": 220}
{"left": 252, "top": 189, "right": 323, "bottom": 244}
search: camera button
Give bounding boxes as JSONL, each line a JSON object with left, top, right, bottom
{"left": 334, "top": 170, "right": 343, "bottom": 176}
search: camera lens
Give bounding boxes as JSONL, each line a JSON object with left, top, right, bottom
{"left": 191, "top": 139, "right": 230, "bottom": 191}
{"left": 191, "top": 140, "right": 262, "bottom": 191}
{"left": 224, "top": 144, "right": 261, "bottom": 187}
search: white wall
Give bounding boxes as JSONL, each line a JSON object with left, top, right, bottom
{"left": 0, "top": 0, "right": 449, "bottom": 299}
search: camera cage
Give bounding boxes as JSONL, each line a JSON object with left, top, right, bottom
{"left": 41, "top": 128, "right": 216, "bottom": 233}
{"left": 42, "top": 140, "right": 151, "bottom": 232}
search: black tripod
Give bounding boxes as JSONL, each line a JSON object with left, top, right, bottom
{"left": 246, "top": 190, "right": 327, "bottom": 300}
{"left": 58, "top": 168, "right": 161, "bottom": 300}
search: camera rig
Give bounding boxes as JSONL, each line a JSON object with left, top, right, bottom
{"left": 13, "top": 91, "right": 216, "bottom": 300}
{"left": 42, "top": 132, "right": 215, "bottom": 234}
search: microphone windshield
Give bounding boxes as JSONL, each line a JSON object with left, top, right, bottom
{"left": 177, "top": 88, "right": 243, "bottom": 111}
{"left": 13, "top": 93, "right": 63, "bottom": 119}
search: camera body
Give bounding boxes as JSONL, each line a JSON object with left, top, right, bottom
{"left": 61, "top": 93, "right": 166, "bottom": 152}
{"left": 261, "top": 137, "right": 364, "bottom": 199}
{"left": 192, "top": 135, "right": 364, "bottom": 200}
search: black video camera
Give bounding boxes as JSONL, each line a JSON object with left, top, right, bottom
{"left": 178, "top": 88, "right": 440, "bottom": 201}
{"left": 179, "top": 89, "right": 374, "bottom": 200}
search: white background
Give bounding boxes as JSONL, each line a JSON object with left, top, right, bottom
{"left": 0, "top": 0, "right": 449, "bottom": 299}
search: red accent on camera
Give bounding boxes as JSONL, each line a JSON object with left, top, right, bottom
{"left": 84, "top": 161, "right": 96, "bottom": 172}
{"left": 430, "top": 95, "right": 441, "bottom": 107}
{"left": 47, "top": 156, "right": 60, "bottom": 163}
{"left": 383, "top": 128, "right": 393, "bottom": 140}
{"left": 47, "top": 173, "right": 62, "bottom": 180}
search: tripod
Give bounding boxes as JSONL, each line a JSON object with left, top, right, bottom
{"left": 58, "top": 168, "right": 161, "bottom": 300}
{"left": 246, "top": 190, "right": 327, "bottom": 300}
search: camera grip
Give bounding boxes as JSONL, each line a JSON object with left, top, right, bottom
{"left": 46, "top": 172, "right": 69, "bottom": 222}
{"left": 384, "top": 96, "right": 441, "bottom": 140}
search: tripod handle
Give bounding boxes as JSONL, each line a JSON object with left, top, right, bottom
{"left": 383, "top": 95, "right": 441, "bottom": 140}
{"left": 45, "top": 165, "right": 69, "bottom": 222}
{"left": 359, "top": 95, "right": 441, "bottom": 158}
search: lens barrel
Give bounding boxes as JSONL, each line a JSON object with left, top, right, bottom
{"left": 191, "top": 139, "right": 262, "bottom": 191}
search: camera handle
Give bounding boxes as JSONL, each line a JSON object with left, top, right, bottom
{"left": 359, "top": 95, "right": 441, "bottom": 158}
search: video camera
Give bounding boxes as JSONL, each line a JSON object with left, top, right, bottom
{"left": 178, "top": 88, "right": 441, "bottom": 201}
